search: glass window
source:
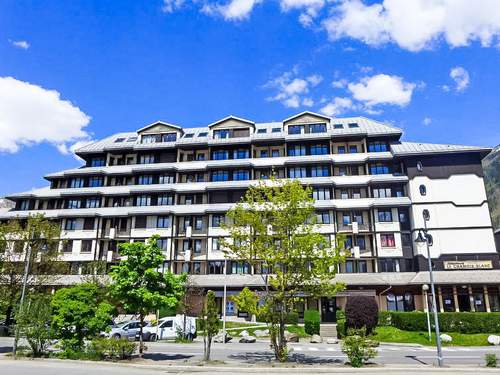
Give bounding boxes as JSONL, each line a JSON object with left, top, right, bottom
{"left": 196, "top": 153, "right": 205, "bottom": 161}
{"left": 213, "top": 129, "right": 229, "bottom": 139}
{"left": 157, "top": 239, "right": 168, "bottom": 251}
{"left": 212, "top": 150, "right": 229, "bottom": 160}
{"left": 368, "top": 142, "right": 388, "bottom": 152}
{"left": 90, "top": 158, "right": 106, "bottom": 167}
{"left": 198, "top": 132, "right": 208, "bottom": 137}
{"left": 67, "top": 199, "right": 81, "bottom": 209}
{"left": 162, "top": 133, "right": 177, "bottom": 142}
{"left": 212, "top": 214, "right": 224, "bottom": 227}
{"left": 345, "top": 260, "right": 354, "bottom": 273}
{"left": 233, "top": 170, "right": 250, "bottom": 181}
{"left": 357, "top": 237, "right": 366, "bottom": 250}
{"left": 81, "top": 240, "right": 92, "bottom": 253}
{"left": 233, "top": 149, "right": 250, "bottom": 159}
{"left": 288, "top": 125, "right": 303, "bottom": 135}
{"left": 184, "top": 133, "right": 194, "bottom": 138}
{"left": 212, "top": 237, "right": 221, "bottom": 251}
{"left": 138, "top": 175, "right": 153, "bottom": 185}
{"left": 289, "top": 167, "right": 307, "bottom": 178}
{"left": 157, "top": 216, "right": 170, "bottom": 228}
{"left": 349, "top": 145, "right": 358, "bottom": 153}
{"left": 70, "top": 178, "right": 85, "bottom": 188}
{"left": 337, "top": 146, "right": 346, "bottom": 154}
{"left": 136, "top": 195, "right": 151, "bottom": 206}
{"left": 85, "top": 197, "right": 100, "bottom": 208}
{"left": 209, "top": 261, "right": 224, "bottom": 274}
{"left": 260, "top": 150, "right": 269, "bottom": 158}
{"left": 370, "top": 163, "right": 390, "bottom": 175}
{"left": 194, "top": 216, "right": 203, "bottom": 230}
{"left": 342, "top": 213, "right": 351, "bottom": 225}
{"left": 348, "top": 123, "right": 359, "bottom": 128}
{"left": 381, "top": 234, "right": 396, "bottom": 247}
{"left": 231, "top": 261, "right": 250, "bottom": 274}
{"left": 310, "top": 144, "right": 328, "bottom": 155}
{"left": 89, "top": 176, "right": 103, "bottom": 187}
{"left": 159, "top": 174, "right": 174, "bottom": 184}
{"left": 378, "top": 209, "right": 393, "bottom": 222}
{"left": 194, "top": 239, "right": 203, "bottom": 253}
{"left": 65, "top": 219, "right": 77, "bottom": 231}
{"left": 271, "top": 149, "right": 280, "bottom": 157}
{"left": 141, "top": 134, "right": 158, "bottom": 143}
{"left": 309, "top": 123, "right": 327, "bottom": 133}
{"left": 139, "top": 154, "right": 155, "bottom": 164}
{"left": 211, "top": 170, "right": 229, "bottom": 182}
{"left": 353, "top": 211, "right": 363, "bottom": 224}
{"left": 358, "top": 260, "right": 367, "bottom": 273}
{"left": 158, "top": 194, "right": 173, "bottom": 205}
{"left": 352, "top": 189, "right": 361, "bottom": 199}
{"left": 272, "top": 127, "right": 281, "bottom": 133}
{"left": 311, "top": 165, "right": 329, "bottom": 177}
{"left": 317, "top": 212, "right": 330, "bottom": 224}
{"left": 257, "top": 128, "right": 267, "bottom": 134}
{"left": 333, "top": 124, "right": 343, "bottom": 129}
{"left": 373, "top": 187, "right": 391, "bottom": 198}
{"left": 288, "top": 145, "right": 306, "bottom": 156}
{"left": 313, "top": 188, "right": 331, "bottom": 200}
{"left": 62, "top": 240, "right": 73, "bottom": 253}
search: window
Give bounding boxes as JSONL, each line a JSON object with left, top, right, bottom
{"left": 333, "top": 124, "right": 343, "bottom": 129}
{"left": 184, "top": 195, "right": 194, "bottom": 205}
{"left": 233, "top": 170, "right": 250, "bottom": 181}
{"left": 317, "top": 212, "right": 330, "bottom": 224}
{"left": 157, "top": 216, "right": 170, "bottom": 228}
{"left": 349, "top": 145, "right": 358, "bottom": 153}
{"left": 67, "top": 199, "right": 81, "bottom": 209}
{"left": 419, "top": 184, "right": 427, "bottom": 196}
{"left": 81, "top": 240, "right": 92, "bottom": 253}
{"left": 378, "top": 209, "right": 393, "bottom": 222}
{"left": 158, "top": 194, "right": 173, "bottom": 206}
{"left": 288, "top": 125, "right": 303, "bottom": 135}
{"left": 83, "top": 218, "right": 95, "bottom": 230}
{"left": 348, "top": 122, "right": 359, "bottom": 128}
{"left": 184, "top": 133, "right": 194, "bottom": 138}
{"left": 85, "top": 197, "right": 100, "bottom": 208}
{"left": 368, "top": 142, "right": 388, "bottom": 152}
{"left": 198, "top": 132, "right": 208, "bottom": 137}
{"left": 379, "top": 258, "right": 400, "bottom": 272}
{"left": 89, "top": 176, "right": 103, "bottom": 187}
{"left": 401, "top": 233, "right": 412, "bottom": 247}
{"left": 159, "top": 174, "right": 174, "bottom": 184}
{"left": 182, "top": 240, "right": 191, "bottom": 252}
{"left": 387, "top": 292, "right": 414, "bottom": 311}
{"left": 353, "top": 211, "right": 363, "bottom": 224}
{"left": 272, "top": 127, "right": 281, "bottom": 133}
{"left": 357, "top": 237, "right": 366, "bottom": 250}
{"left": 70, "top": 178, "right": 85, "bottom": 188}
{"left": 212, "top": 237, "right": 221, "bottom": 251}
{"left": 289, "top": 167, "right": 307, "bottom": 178}
{"left": 352, "top": 189, "right": 361, "bottom": 199}
{"left": 196, "top": 153, "right": 206, "bottom": 161}
{"left": 309, "top": 123, "right": 327, "bottom": 133}
{"left": 337, "top": 146, "right": 346, "bottom": 154}
{"left": 127, "top": 136, "right": 137, "bottom": 142}
{"left": 373, "top": 187, "right": 391, "bottom": 198}
{"left": 90, "top": 157, "right": 105, "bottom": 167}
{"left": 194, "top": 239, "right": 203, "bottom": 254}
{"left": 257, "top": 128, "right": 267, "bottom": 134}
{"left": 231, "top": 261, "right": 250, "bottom": 274}
{"left": 271, "top": 149, "right": 280, "bottom": 157}
{"left": 416, "top": 161, "right": 423, "bottom": 171}
{"left": 340, "top": 189, "right": 349, "bottom": 199}
{"left": 398, "top": 209, "right": 408, "bottom": 224}
{"left": 381, "top": 234, "right": 396, "bottom": 247}
{"left": 65, "top": 219, "right": 77, "bottom": 230}
{"left": 162, "top": 133, "right": 177, "bottom": 142}
{"left": 212, "top": 214, "right": 224, "bottom": 227}
{"left": 212, "top": 150, "right": 229, "bottom": 160}
{"left": 338, "top": 166, "right": 347, "bottom": 176}
{"left": 157, "top": 239, "right": 168, "bottom": 251}
{"left": 194, "top": 216, "right": 203, "bottom": 230}
{"left": 288, "top": 145, "right": 306, "bottom": 156}
{"left": 20, "top": 200, "right": 30, "bottom": 210}
{"left": 114, "top": 137, "right": 125, "bottom": 143}
{"left": 310, "top": 144, "right": 328, "bottom": 155}
{"left": 345, "top": 261, "right": 354, "bottom": 273}
{"left": 136, "top": 195, "right": 151, "bottom": 206}
{"left": 141, "top": 134, "right": 157, "bottom": 143}
{"left": 209, "top": 261, "right": 224, "bottom": 274}
{"left": 370, "top": 163, "right": 390, "bottom": 175}
{"left": 62, "top": 240, "right": 73, "bottom": 253}
{"left": 233, "top": 149, "right": 250, "bottom": 159}
{"left": 313, "top": 188, "right": 331, "bottom": 200}
{"left": 213, "top": 129, "right": 229, "bottom": 139}
{"left": 139, "top": 154, "right": 155, "bottom": 164}
{"left": 260, "top": 150, "right": 269, "bottom": 158}
{"left": 342, "top": 213, "right": 351, "bottom": 226}
{"left": 211, "top": 170, "right": 229, "bottom": 182}
{"left": 311, "top": 165, "right": 329, "bottom": 177}
{"left": 138, "top": 175, "right": 153, "bottom": 185}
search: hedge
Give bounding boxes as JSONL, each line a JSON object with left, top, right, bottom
{"left": 304, "top": 309, "right": 320, "bottom": 335}
{"left": 384, "top": 312, "right": 500, "bottom": 334}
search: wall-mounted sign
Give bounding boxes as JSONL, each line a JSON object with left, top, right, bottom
{"left": 444, "top": 260, "right": 493, "bottom": 270}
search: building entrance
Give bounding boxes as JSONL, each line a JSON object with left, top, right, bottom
{"left": 321, "top": 297, "right": 336, "bottom": 322}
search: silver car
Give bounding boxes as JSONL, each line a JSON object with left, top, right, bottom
{"left": 104, "top": 320, "right": 147, "bottom": 341}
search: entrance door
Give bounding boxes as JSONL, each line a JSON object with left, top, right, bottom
{"left": 458, "top": 294, "right": 471, "bottom": 312}
{"left": 321, "top": 297, "right": 336, "bottom": 322}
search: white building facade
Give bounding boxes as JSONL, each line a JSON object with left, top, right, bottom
{"left": 1, "top": 112, "right": 498, "bottom": 320}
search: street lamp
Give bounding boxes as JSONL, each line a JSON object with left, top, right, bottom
{"left": 422, "top": 284, "right": 431, "bottom": 341}
{"left": 415, "top": 209, "right": 443, "bottom": 367}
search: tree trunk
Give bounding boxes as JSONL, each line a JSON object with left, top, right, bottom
{"left": 139, "top": 314, "right": 144, "bottom": 355}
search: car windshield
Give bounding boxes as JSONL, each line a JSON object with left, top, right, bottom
{"left": 113, "top": 321, "right": 129, "bottom": 328}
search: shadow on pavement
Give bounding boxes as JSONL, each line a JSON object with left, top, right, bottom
{"left": 142, "top": 353, "right": 193, "bottom": 361}
{"left": 229, "top": 351, "right": 342, "bottom": 365}
{"left": 406, "top": 355, "right": 429, "bottom": 365}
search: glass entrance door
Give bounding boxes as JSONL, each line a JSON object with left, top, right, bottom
{"left": 321, "top": 297, "right": 336, "bottom": 322}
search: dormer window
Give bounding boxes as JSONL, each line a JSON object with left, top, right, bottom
{"left": 114, "top": 137, "right": 125, "bottom": 143}
{"left": 348, "top": 123, "right": 359, "bottom": 128}
{"left": 257, "top": 128, "right": 267, "bottom": 134}
{"left": 272, "top": 127, "right": 281, "bottom": 133}
{"left": 198, "top": 132, "right": 208, "bottom": 137}
{"left": 288, "top": 125, "right": 303, "bottom": 135}
{"left": 213, "top": 129, "right": 230, "bottom": 139}
{"left": 184, "top": 133, "right": 194, "bottom": 138}
{"left": 162, "top": 133, "right": 177, "bottom": 142}
{"left": 333, "top": 124, "right": 343, "bottom": 129}
{"left": 310, "top": 123, "right": 327, "bottom": 133}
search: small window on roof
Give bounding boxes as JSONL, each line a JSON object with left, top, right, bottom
{"left": 198, "top": 132, "right": 208, "bottom": 137}
{"left": 114, "top": 138, "right": 125, "bottom": 143}
{"left": 272, "top": 127, "right": 281, "bottom": 133}
{"left": 127, "top": 136, "right": 137, "bottom": 142}
{"left": 257, "top": 128, "right": 267, "bottom": 134}
{"left": 184, "top": 133, "right": 194, "bottom": 138}
{"left": 333, "top": 124, "right": 343, "bottom": 129}
{"left": 348, "top": 123, "right": 359, "bottom": 128}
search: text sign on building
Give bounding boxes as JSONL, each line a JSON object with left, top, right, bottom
{"left": 443, "top": 260, "right": 493, "bottom": 270}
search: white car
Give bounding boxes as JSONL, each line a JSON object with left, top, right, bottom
{"left": 140, "top": 315, "right": 197, "bottom": 341}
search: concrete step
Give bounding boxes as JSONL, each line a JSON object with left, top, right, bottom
{"left": 320, "top": 323, "right": 338, "bottom": 338}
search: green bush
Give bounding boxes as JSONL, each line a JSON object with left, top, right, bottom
{"left": 341, "top": 327, "right": 378, "bottom": 367}
{"left": 485, "top": 353, "right": 497, "bottom": 368}
{"left": 87, "top": 338, "right": 137, "bottom": 360}
{"left": 378, "top": 311, "right": 392, "bottom": 326}
{"left": 389, "top": 312, "right": 500, "bottom": 334}
{"left": 286, "top": 311, "right": 299, "bottom": 325}
{"left": 337, "top": 320, "right": 346, "bottom": 339}
{"left": 336, "top": 309, "right": 345, "bottom": 321}
{"left": 304, "top": 309, "right": 320, "bottom": 336}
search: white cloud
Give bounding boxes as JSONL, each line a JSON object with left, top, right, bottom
{"left": 162, "top": 0, "right": 185, "bottom": 13}
{"left": 0, "top": 77, "right": 91, "bottom": 154}
{"left": 265, "top": 70, "right": 323, "bottom": 108}
{"left": 347, "top": 74, "right": 416, "bottom": 107}
{"left": 10, "top": 40, "right": 30, "bottom": 49}
{"left": 331, "top": 79, "right": 347, "bottom": 88}
{"left": 422, "top": 117, "right": 432, "bottom": 125}
{"left": 319, "top": 97, "right": 354, "bottom": 116}
{"left": 449, "top": 66, "right": 470, "bottom": 92}
{"left": 202, "top": 0, "right": 261, "bottom": 20}
{"left": 279, "top": 0, "right": 325, "bottom": 26}
{"left": 323, "top": 0, "right": 500, "bottom": 52}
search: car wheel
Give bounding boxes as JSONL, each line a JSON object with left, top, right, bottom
{"left": 150, "top": 334, "right": 157, "bottom": 342}
{"left": 112, "top": 333, "right": 121, "bottom": 339}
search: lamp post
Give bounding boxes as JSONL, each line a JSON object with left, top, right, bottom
{"left": 422, "top": 284, "right": 431, "bottom": 341}
{"left": 415, "top": 209, "right": 443, "bottom": 366}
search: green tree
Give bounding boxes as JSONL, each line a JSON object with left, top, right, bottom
{"left": 341, "top": 328, "right": 378, "bottom": 367}
{"left": 109, "top": 236, "right": 186, "bottom": 354}
{"left": 51, "top": 283, "right": 114, "bottom": 353}
{"left": 199, "top": 290, "right": 220, "bottom": 361}
{"left": 0, "top": 214, "right": 62, "bottom": 326}
{"left": 15, "top": 295, "right": 53, "bottom": 357}
{"left": 223, "top": 179, "right": 345, "bottom": 362}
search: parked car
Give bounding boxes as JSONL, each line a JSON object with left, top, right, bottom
{"left": 139, "top": 315, "right": 197, "bottom": 342}
{"left": 101, "top": 320, "right": 148, "bottom": 341}
{"left": 0, "top": 320, "right": 12, "bottom": 337}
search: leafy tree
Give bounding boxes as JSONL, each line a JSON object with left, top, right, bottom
{"left": 51, "top": 283, "right": 114, "bottom": 353}
{"left": 341, "top": 327, "right": 378, "bottom": 367}
{"left": 345, "top": 296, "right": 379, "bottom": 334}
{"left": 15, "top": 295, "right": 53, "bottom": 357}
{"left": 109, "top": 236, "right": 186, "bottom": 354}
{"left": 223, "top": 178, "right": 345, "bottom": 362}
{"left": 0, "top": 214, "right": 62, "bottom": 326}
{"left": 199, "top": 290, "right": 220, "bottom": 361}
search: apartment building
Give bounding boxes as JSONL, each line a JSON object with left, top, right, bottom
{"left": 1, "top": 111, "right": 498, "bottom": 321}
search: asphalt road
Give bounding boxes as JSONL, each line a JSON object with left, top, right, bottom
{"left": 1, "top": 336, "right": 500, "bottom": 368}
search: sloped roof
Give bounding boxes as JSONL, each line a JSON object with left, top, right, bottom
{"left": 391, "top": 141, "right": 491, "bottom": 156}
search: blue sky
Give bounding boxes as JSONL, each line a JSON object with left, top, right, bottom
{"left": 1, "top": 0, "right": 500, "bottom": 196}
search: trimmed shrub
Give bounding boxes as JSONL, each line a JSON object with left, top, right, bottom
{"left": 345, "top": 296, "right": 379, "bottom": 334}
{"left": 87, "top": 338, "right": 137, "bottom": 360}
{"left": 378, "top": 311, "right": 392, "bottom": 326}
{"left": 286, "top": 311, "right": 299, "bottom": 325}
{"left": 337, "top": 320, "right": 346, "bottom": 339}
{"left": 341, "top": 327, "right": 378, "bottom": 367}
{"left": 304, "top": 309, "right": 320, "bottom": 336}
{"left": 336, "top": 309, "right": 346, "bottom": 321}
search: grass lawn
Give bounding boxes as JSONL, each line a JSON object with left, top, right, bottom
{"left": 374, "top": 326, "right": 496, "bottom": 346}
